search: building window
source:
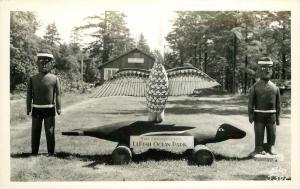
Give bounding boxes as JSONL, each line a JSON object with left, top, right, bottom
{"left": 128, "top": 58, "right": 144, "bottom": 63}
{"left": 104, "top": 68, "right": 119, "bottom": 80}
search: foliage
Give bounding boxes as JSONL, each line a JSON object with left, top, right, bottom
{"left": 10, "top": 11, "right": 88, "bottom": 93}
{"left": 76, "top": 11, "right": 135, "bottom": 65}
{"left": 55, "top": 44, "right": 80, "bottom": 76}
{"left": 43, "top": 22, "right": 61, "bottom": 46}
{"left": 152, "top": 49, "right": 164, "bottom": 63}
{"left": 137, "top": 33, "right": 151, "bottom": 53}
{"left": 83, "top": 58, "right": 100, "bottom": 83}
{"left": 165, "top": 11, "right": 291, "bottom": 93}
{"left": 10, "top": 11, "right": 40, "bottom": 92}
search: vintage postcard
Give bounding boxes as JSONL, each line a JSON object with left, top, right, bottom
{"left": 1, "top": 0, "right": 300, "bottom": 188}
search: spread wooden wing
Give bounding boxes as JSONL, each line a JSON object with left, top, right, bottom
{"left": 91, "top": 69, "right": 150, "bottom": 97}
{"left": 167, "top": 66, "right": 220, "bottom": 96}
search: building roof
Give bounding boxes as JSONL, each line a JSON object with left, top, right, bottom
{"left": 98, "top": 48, "right": 155, "bottom": 69}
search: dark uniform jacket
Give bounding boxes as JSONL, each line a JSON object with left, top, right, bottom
{"left": 248, "top": 80, "right": 281, "bottom": 125}
{"left": 26, "top": 73, "right": 61, "bottom": 114}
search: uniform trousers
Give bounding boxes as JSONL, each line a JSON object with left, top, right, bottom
{"left": 254, "top": 112, "right": 276, "bottom": 152}
{"left": 31, "top": 107, "right": 55, "bottom": 154}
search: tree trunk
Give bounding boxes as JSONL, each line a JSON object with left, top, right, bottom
{"left": 232, "top": 35, "right": 237, "bottom": 93}
{"left": 179, "top": 48, "right": 184, "bottom": 66}
{"left": 194, "top": 39, "right": 198, "bottom": 67}
{"left": 225, "top": 66, "right": 231, "bottom": 92}
{"left": 102, "top": 11, "right": 109, "bottom": 63}
{"left": 204, "top": 52, "right": 208, "bottom": 73}
{"left": 281, "top": 24, "right": 287, "bottom": 80}
{"left": 204, "top": 40, "right": 208, "bottom": 73}
{"left": 281, "top": 53, "right": 286, "bottom": 80}
{"left": 277, "top": 52, "right": 281, "bottom": 80}
{"left": 244, "top": 55, "right": 248, "bottom": 94}
{"left": 226, "top": 47, "right": 232, "bottom": 92}
{"left": 230, "top": 17, "right": 239, "bottom": 94}
{"left": 244, "top": 24, "right": 248, "bottom": 94}
{"left": 198, "top": 43, "right": 202, "bottom": 70}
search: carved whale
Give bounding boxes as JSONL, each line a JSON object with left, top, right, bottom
{"left": 62, "top": 121, "right": 246, "bottom": 146}
{"left": 62, "top": 121, "right": 246, "bottom": 165}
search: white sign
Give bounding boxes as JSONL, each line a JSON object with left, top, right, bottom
{"left": 130, "top": 136, "right": 194, "bottom": 154}
{"left": 128, "top": 58, "right": 144, "bottom": 63}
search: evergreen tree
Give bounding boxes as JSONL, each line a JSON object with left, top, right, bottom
{"left": 137, "top": 33, "right": 151, "bottom": 53}
{"left": 43, "top": 22, "right": 61, "bottom": 46}
{"left": 76, "top": 11, "right": 135, "bottom": 65}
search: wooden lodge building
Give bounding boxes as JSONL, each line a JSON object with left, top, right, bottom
{"left": 98, "top": 48, "right": 156, "bottom": 84}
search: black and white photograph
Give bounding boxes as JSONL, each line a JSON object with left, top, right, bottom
{"left": 1, "top": 0, "right": 300, "bottom": 188}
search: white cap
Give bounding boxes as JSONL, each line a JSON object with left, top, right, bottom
{"left": 258, "top": 57, "right": 273, "bottom": 66}
{"left": 37, "top": 53, "right": 54, "bottom": 59}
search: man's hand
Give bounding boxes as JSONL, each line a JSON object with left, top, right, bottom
{"left": 27, "top": 111, "right": 31, "bottom": 116}
{"left": 57, "top": 109, "right": 61, "bottom": 115}
{"left": 249, "top": 114, "right": 254, "bottom": 124}
{"left": 276, "top": 119, "right": 280, "bottom": 126}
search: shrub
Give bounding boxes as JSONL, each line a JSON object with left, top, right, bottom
{"left": 15, "top": 83, "right": 27, "bottom": 92}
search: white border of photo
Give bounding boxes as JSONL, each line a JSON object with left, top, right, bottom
{"left": 1, "top": 0, "right": 299, "bottom": 189}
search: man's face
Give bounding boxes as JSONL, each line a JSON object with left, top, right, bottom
{"left": 259, "top": 65, "right": 273, "bottom": 80}
{"left": 37, "top": 57, "right": 53, "bottom": 73}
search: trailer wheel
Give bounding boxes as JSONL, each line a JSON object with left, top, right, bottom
{"left": 112, "top": 145, "right": 132, "bottom": 165}
{"left": 192, "top": 145, "right": 214, "bottom": 166}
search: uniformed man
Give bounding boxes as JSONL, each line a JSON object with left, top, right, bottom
{"left": 26, "top": 50, "right": 61, "bottom": 155}
{"left": 248, "top": 57, "right": 281, "bottom": 157}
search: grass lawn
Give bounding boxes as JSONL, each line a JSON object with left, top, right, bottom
{"left": 10, "top": 93, "right": 291, "bottom": 181}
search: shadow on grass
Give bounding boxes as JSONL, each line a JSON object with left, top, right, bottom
{"left": 168, "top": 97, "right": 248, "bottom": 107}
{"left": 165, "top": 96, "right": 249, "bottom": 116}
{"left": 214, "top": 153, "right": 252, "bottom": 161}
{"left": 11, "top": 150, "right": 252, "bottom": 168}
{"left": 192, "top": 175, "right": 214, "bottom": 180}
{"left": 165, "top": 106, "right": 248, "bottom": 116}
{"left": 11, "top": 152, "right": 34, "bottom": 158}
{"left": 102, "top": 104, "right": 248, "bottom": 116}
{"left": 10, "top": 152, "right": 112, "bottom": 167}
{"left": 85, "top": 110, "right": 147, "bottom": 115}
{"left": 232, "top": 174, "right": 270, "bottom": 180}
{"left": 232, "top": 174, "right": 291, "bottom": 180}
{"left": 167, "top": 96, "right": 290, "bottom": 116}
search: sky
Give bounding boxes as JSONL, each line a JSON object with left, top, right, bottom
{"left": 35, "top": 9, "right": 176, "bottom": 53}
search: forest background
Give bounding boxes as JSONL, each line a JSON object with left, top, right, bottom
{"left": 10, "top": 11, "right": 290, "bottom": 95}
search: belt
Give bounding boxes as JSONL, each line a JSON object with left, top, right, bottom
{"left": 32, "top": 104, "right": 55, "bottom": 108}
{"left": 254, "top": 109, "right": 276, "bottom": 113}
